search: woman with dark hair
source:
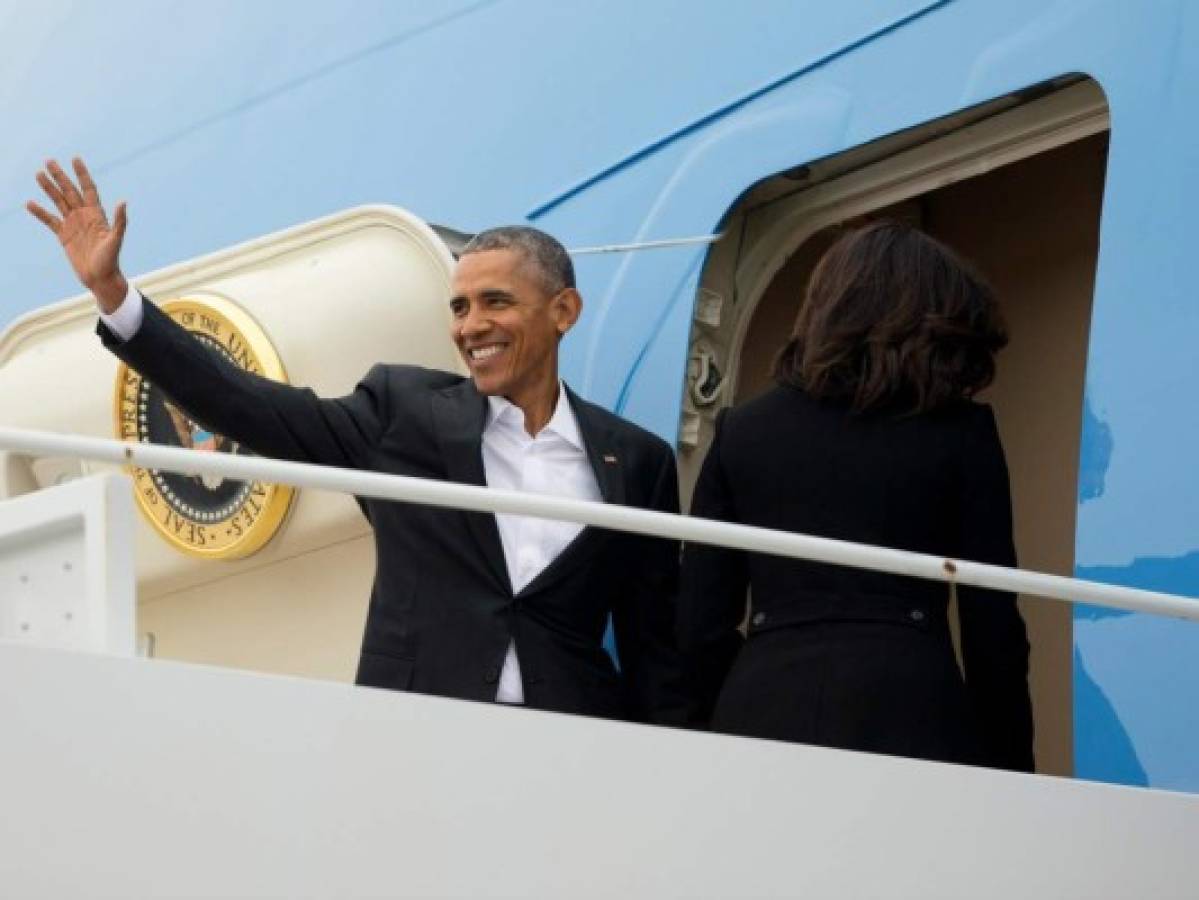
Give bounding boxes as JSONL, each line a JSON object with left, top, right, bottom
{"left": 679, "top": 220, "right": 1034, "bottom": 771}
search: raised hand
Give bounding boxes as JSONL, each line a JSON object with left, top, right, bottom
{"left": 27, "top": 158, "right": 129, "bottom": 313}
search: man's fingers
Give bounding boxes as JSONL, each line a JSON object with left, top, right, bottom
{"left": 111, "top": 200, "right": 128, "bottom": 245}
{"left": 46, "top": 159, "right": 84, "bottom": 209}
{"left": 26, "top": 201, "right": 62, "bottom": 235}
{"left": 73, "top": 157, "right": 100, "bottom": 206}
{"left": 36, "top": 171, "right": 70, "bottom": 216}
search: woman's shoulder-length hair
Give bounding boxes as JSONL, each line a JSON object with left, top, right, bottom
{"left": 772, "top": 220, "right": 1007, "bottom": 415}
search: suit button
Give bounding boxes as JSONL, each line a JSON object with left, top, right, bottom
{"left": 751, "top": 612, "right": 767, "bottom": 626}
{"left": 485, "top": 665, "right": 500, "bottom": 683}
{"left": 910, "top": 610, "right": 925, "bottom": 622}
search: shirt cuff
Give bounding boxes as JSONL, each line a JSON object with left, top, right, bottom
{"left": 98, "top": 285, "right": 145, "bottom": 342}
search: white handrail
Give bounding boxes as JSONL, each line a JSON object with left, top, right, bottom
{"left": 0, "top": 425, "right": 1194, "bottom": 622}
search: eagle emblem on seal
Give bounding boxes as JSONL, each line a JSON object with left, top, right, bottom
{"left": 164, "top": 402, "right": 237, "bottom": 489}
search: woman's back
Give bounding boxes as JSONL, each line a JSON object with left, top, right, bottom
{"left": 714, "top": 384, "right": 1012, "bottom": 617}
{"left": 678, "top": 221, "right": 1033, "bottom": 770}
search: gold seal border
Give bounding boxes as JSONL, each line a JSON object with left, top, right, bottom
{"left": 113, "top": 293, "right": 295, "bottom": 560}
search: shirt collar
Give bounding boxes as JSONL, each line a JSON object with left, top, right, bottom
{"left": 485, "top": 382, "right": 584, "bottom": 450}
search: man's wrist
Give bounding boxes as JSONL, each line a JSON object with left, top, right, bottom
{"left": 91, "top": 272, "right": 130, "bottom": 315}
{"left": 97, "top": 283, "right": 144, "bottom": 342}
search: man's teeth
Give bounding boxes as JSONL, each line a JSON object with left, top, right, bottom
{"left": 470, "top": 345, "right": 504, "bottom": 361}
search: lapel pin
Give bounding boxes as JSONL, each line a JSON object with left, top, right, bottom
{"left": 603, "top": 454, "right": 618, "bottom": 464}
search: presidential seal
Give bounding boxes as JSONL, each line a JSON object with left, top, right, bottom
{"left": 114, "top": 295, "right": 294, "bottom": 559}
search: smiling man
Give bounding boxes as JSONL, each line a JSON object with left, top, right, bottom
{"left": 29, "top": 157, "right": 693, "bottom": 725}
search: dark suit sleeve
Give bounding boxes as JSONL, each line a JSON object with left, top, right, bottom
{"left": 100, "top": 296, "right": 388, "bottom": 469}
{"left": 956, "top": 405, "right": 1035, "bottom": 772}
{"left": 677, "top": 409, "right": 749, "bottom": 725}
{"left": 610, "top": 442, "right": 695, "bottom": 727}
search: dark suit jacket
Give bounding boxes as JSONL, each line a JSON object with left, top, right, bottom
{"left": 101, "top": 299, "right": 692, "bottom": 725}
{"left": 678, "top": 384, "right": 1034, "bottom": 770}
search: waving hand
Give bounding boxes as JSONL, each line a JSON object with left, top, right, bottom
{"left": 27, "top": 158, "right": 129, "bottom": 313}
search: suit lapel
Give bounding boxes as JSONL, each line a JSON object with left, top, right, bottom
{"left": 574, "top": 389, "right": 625, "bottom": 508}
{"left": 518, "top": 385, "right": 624, "bottom": 598}
{"left": 431, "top": 381, "right": 512, "bottom": 594}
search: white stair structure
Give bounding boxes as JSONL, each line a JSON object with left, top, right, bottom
{"left": 0, "top": 640, "right": 1197, "bottom": 898}
{"left": 0, "top": 440, "right": 1197, "bottom": 898}
{"left": 0, "top": 473, "right": 134, "bottom": 655}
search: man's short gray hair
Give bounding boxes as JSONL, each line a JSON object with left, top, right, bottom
{"left": 461, "top": 226, "right": 576, "bottom": 295}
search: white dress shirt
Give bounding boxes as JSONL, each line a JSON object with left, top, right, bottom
{"left": 483, "top": 389, "right": 601, "bottom": 703}
{"left": 100, "top": 287, "right": 602, "bottom": 704}
{"left": 98, "top": 284, "right": 145, "bottom": 341}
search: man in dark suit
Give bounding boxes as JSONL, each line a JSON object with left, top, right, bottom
{"left": 29, "top": 157, "right": 692, "bottom": 725}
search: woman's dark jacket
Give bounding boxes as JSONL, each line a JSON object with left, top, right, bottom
{"left": 678, "top": 384, "right": 1034, "bottom": 771}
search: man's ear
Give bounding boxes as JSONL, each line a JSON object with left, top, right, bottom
{"left": 551, "top": 287, "right": 583, "bottom": 336}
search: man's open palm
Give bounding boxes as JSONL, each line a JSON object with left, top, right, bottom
{"left": 27, "top": 158, "right": 128, "bottom": 312}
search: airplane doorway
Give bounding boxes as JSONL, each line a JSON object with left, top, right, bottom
{"left": 681, "top": 78, "right": 1109, "bottom": 776}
